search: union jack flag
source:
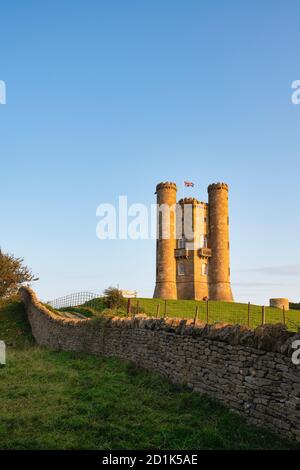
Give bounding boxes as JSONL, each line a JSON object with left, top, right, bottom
{"left": 184, "top": 181, "right": 194, "bottom": 187}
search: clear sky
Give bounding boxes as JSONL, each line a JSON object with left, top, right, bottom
{"left": 0, "top": 1, "right": 299, "bottom": 304}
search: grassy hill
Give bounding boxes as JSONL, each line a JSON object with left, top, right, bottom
{"left": 81, "top": 297, "right": 300, "bottom": 331}
{"left": 0, "top": 299, "right": 299, "bottom": 450}
{"left": 135, "top": 298, "right": 300, "bottom": 331}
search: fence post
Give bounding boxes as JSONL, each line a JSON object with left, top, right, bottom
{"left": 127, "top": 298, "right": 131, "bottom": 317}
{"left": 136, "top": 300, "right": 140, "bottom": 315}
{"left": 247, "top": 302, "right": 251, "bottom": 328}
{"left": 206, "top": 300, "right": 209, "bottom": 324}
{"left": 262, "top": 306, "right": 265, "bottom": 325}
{"left": 283, "top": 306, "right": 286, "bottom": 325}
{"left": 194, "top": 305, "right": 199, "bottom": 325}
{"left": 164, "top": 300, "right": 167, "bottom": 318}
{"left": 156, "top": 303, "right": 160, "bottom": 319}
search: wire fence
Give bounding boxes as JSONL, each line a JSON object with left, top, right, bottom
{"left": 47, "top": 293, "right": 300, "bottom": 331}
{"left": 47, "top": 292, "right": 100, "bottom": 309}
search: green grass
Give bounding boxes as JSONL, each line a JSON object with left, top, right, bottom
{"left": 58, "top": 306, "right": 95, "bottom": 318}
{"left": 0, "top": 299, "right": 35, "bottom": 348}
{"left": 83, "top": 297, "right": 106, "bottom": 311}
{"left": 66, "top": 296, "right": 300, "bottom": 331}
{"left": 0, "top": 300, "right": 298, "bottom": 450}
{"left": 52, "top": 298, "right": 300, "bottom": 331}
{"left": 132, "top": 298, "right": 300, "bottom": 331}
{"left": 53, "top": 295, "right": 300, "bottom": 331}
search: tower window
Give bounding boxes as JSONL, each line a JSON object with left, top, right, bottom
{"left": 202, "top": 263, "right": 208, "bottom": 276}
{"left": 178, "top": 262, "right": 185, "bottom": 276}
{"left": 178, "top": 238, "right": 186, "bottom": 249}
{"left": 200, "top": 235, "right": 208, "bottom": 248}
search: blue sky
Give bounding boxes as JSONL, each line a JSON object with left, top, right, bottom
{"left": 0, "top": 0, "right": 299, "bottom": 304}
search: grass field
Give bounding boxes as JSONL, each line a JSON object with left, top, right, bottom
{"left": 135, "top": 298, "right": 300, "bottom": 330}
{"left": 0, "top": 299, "right": 299, "bottom": 450}
{"left": 80, "top": 297, "right": 300, "bottom": 331}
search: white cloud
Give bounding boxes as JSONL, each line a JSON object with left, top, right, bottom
{"left": 238, "top": 265, "right": 300, "bottom": 277}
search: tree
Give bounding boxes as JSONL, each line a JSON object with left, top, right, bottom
{"left": 0, "top": 249, "right": 37, "bottom": 299}
{"left": 290, "top": 302, "right": 300, "bottom": 311}
{"left": 103, "top": 286, "right": 126, "bottom": 310}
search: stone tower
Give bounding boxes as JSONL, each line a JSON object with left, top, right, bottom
{"left": 153, "top": 182, "right": 177, "bottom": 299}
{"left": 208, "top": 183, "right": 233, "bottom": 301}
{"left": 176, "top": 198, "right": 209, "bottom": 300}
{"left": 153, "top": 181, "right": 234, "bottom": 302}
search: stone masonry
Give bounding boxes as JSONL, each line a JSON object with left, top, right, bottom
{"left": 20, "top": 287, "right": 300, "bottom": 444}
{"left": 270, "top": 298, "right": 290, "bottom": 311}
{"left": 153, "top": 181, "right": 234, "bottom": 301}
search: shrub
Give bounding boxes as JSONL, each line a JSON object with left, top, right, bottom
{"left": 290, "top": 302, "right": 300, "bottom": 311}
{"left": 0, "top": 250, "right": 37, "bottom": 299}
{"left": 103, "top": 287, "right": 127, "bottom": 310}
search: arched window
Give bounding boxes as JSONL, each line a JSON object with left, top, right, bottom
{"left": 202, "top": 263, "right": 208, "bottom": 276}
{"left": 178, "top": 262, "right": 185, "bottom": 276}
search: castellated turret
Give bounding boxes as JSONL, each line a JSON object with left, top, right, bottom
{"left": 153, "top": 182, "right": 178, "bottom": 299}
{"left": 153, "top": 181, "right": 234, "bottom": 302}
{"left": 208, "top": 183, "right": 233, "bottom": 301}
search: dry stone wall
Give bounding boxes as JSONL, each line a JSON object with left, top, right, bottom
{"left": 20, "top": 287, "right": 300, "bottom": 444}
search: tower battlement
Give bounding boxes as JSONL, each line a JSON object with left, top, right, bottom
{"left": 153, "top": 181, "right": 233, "bottom": 302}
{"left": 208, "top": 182, "right": 229, "bottom": 193}
{"left": 177, "top": 197, "right": 206, "bottom": 206}
{"left": 155, "top": 181, "right": 177, "bottom": 193}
